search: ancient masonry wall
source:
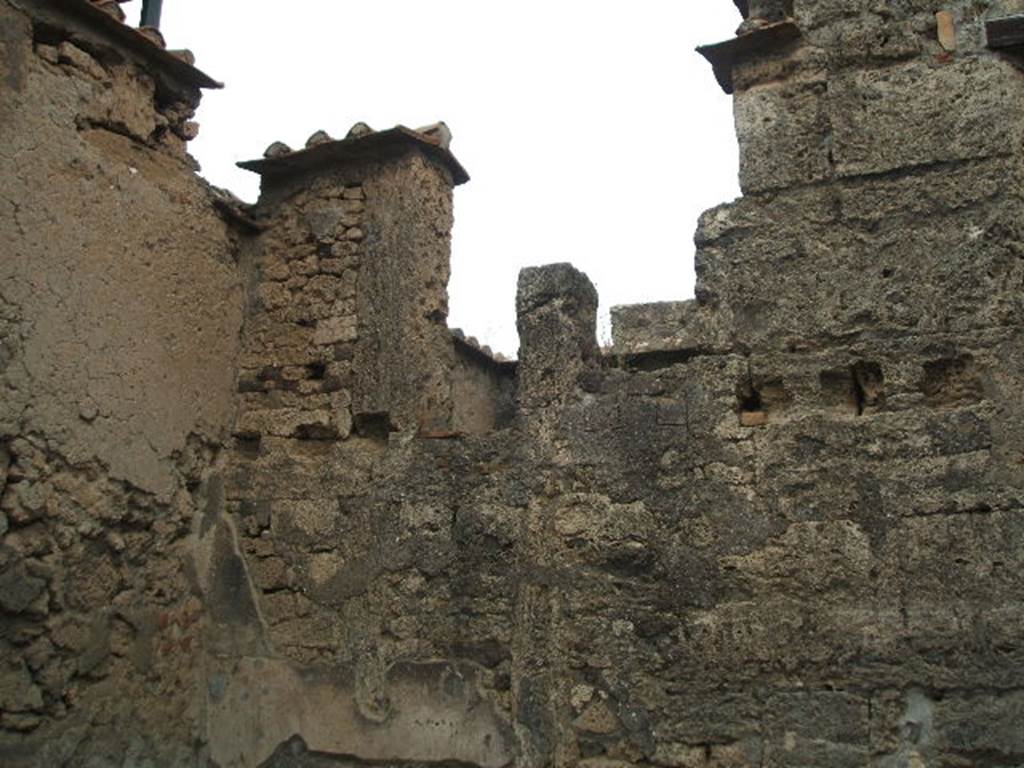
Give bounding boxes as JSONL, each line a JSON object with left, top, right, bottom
{"left": 2, "top": 0, "right": 1024, "bottom": 766}
{"left": 0, "top": 0, "right": 244, "bottom": 764}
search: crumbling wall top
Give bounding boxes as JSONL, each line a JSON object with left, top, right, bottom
{"left": 22, "top": 0, "right": 220, "bottom": 102}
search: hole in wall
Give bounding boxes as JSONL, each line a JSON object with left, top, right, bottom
{"left": 257, "top": 366, "right": 283, "bottom": 383}
{"left": 234, "top": 433, "right": 262, "bottom": 457}
{"left": 737, "top": 380, "right": 763, "bottom": 413}
{"left": 819, "top": 361, "right": 884, "bottom": 415}
{"left": 736, "top": 374, "right": 789, "bottom": 426}
{"left": 920, "top": 353, "right": 984, "bottom": 407}
{"left": 293, "top": 424, "right": 338, "bottom": 441}
{"left": 852, "top": 361, "right": 885, "bottom": 414}
{"left": 820, "top": 368, "right": 856, "bottom": 412}
{"left": 353, "top": 412, "right": 396, "bottom": 442}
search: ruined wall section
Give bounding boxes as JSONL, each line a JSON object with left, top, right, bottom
{"left": 0, "top": 1, "right": 243, "bottom": 764}
{"left": 233, "top": 175, "right": 365, "bottom": 444}
{"left": 582, "top": 2, "right": 1024, "bottom": 765}
{"left": 210, "top": 133, "right": 524, "bottom": 767}
{"left": 217, "top": 3, "right": 1024, "bottom": 766}
{"left": 354, "top": 153, "right": 457, "bottom": 434}
{"left": 450, "top": 331, "right": 516, "bottom": 435}
{"left": 694, "top": 0, "right": 1024, "bottom": 351}
{"left": 211, "top": 3, "right": 1024, "bottom": 764}
{"left": 5, "top": 0, "right": 1024, "bottom": 765}
{"left": 619, "top": 2, "right": 1024, "bottom": 359}
{"left": 233, "top": 139, "right": 511, "bottom": 442}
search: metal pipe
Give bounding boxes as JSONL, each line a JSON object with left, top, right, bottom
{"left": 141, "top": 0, "right": 163, "bottom": 28}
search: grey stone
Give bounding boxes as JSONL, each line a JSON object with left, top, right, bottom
{"left": 516, "top": 263, "right": 598, "bottom": 409}
{"left": 345, "top": 122, "right": 374, "bottom": 139}
{"left": 0, "top": 661, "right": 43, "bottom": 713}
{"left": 264, "top": 141, "right": 292, "bottom": 158}
{"left": 414, "top": 121, "right": 452, "bottom": 150}
{"left": 0, "top": 553, "right": 46, "bottom": 613}
{"left": 305, "top": 130, "right": 332, "bottom": 148}
{"left": 828, "top": 59, "right": 1024, "bottom": 178}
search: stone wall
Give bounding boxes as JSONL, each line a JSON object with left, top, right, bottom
{"left": 0, "top": 0, "right": 244, "bottom": 764}
{"left": 3, "top": 0, "right": 1024, "bottom": 766}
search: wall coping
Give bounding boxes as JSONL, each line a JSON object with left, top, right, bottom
{"left": 238, "top": 126, "right": 470, "bottom": 186}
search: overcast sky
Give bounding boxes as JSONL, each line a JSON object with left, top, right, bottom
{"left": 158, "top": 2, "right": 742, "bottom": 356}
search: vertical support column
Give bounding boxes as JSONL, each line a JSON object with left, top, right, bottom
{"left": 512, "top": 263, "right": 599, "bottom": 765}
{"left": 235, "top": 128, "right": 469, "bottom": 443}
{"left": 354, "top": 150, "right": 457, "bottom": 435}
{"left": 515, "top": 263, "right": 599, "bottom": 411}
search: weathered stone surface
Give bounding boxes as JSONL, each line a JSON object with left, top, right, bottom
{"left": 734, "top": 77, "right": 830, "bottom": 192}
{"left": 0, "top": 1, "right": 240, "bottom": 764}
{"left": 6, "top": 0, "right": 1024, "bottom": 765}
{"left": 0, "top": 552, "right": 47, "bottom": 614}
{"left": 210, "top": 658, "right": 514, "bottom": 767}
{"left": 610, "top": 299, "right": 730, "bottom": 356}
{"left": 516, "top": 263, "right": 599, "bottom": 409}
{"left": 265, "top": 140, "right": 292, "bottom": 158}
{"left": 0, "top": 5, "right": 242, "bottom": 500}
{"left": 828, "top": 58, "right": 1024, "bottom": 178}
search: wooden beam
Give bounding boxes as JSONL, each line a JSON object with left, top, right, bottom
{"left": 697, "top": 21, "right": 800, "bottom": 94}
{"left": 986, "top": 14, "right": 1024, "bottom": 49}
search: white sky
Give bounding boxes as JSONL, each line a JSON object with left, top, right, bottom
{"left": 158, "top": 2, "right": 742, "bottom": 356}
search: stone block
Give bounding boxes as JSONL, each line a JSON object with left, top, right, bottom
{"left": 652, "top": 690, "right": 762, "bottom": 747}
{"left": 720, "top": 520, "right": 873, "bottom": 597}
{"left": 248, "top": 555, "right": 290, "bottom": 591}
{"left": 610, "top": 300, "right": 727, "bottom": 356}
{"left": 83, "top": 64, "right": 162, "bottom": 144}
{"left": 268, "top": 500, "right": 343, "bottom": 546}
{"left": 235, "top": 389, "right": 351, "bottom": 440}
{"left": 792, "top": 0, "right": 933, "bottom": 30}
{"left": 768, "top": 689, "right": 869, "bottom": 741}
{"left": 0, "top": 549, "right": 47, "bottom": 613}
{"left": 934, "top": 690, "right": 1024, "bottom": 758}
{"left": 829, "top": 59, "right": 1024, "bottom": 178}
{"left": 738, "top": 410, "right": 768, "bottom": 427}
{"left": 835, "top": 157, "right": 1007, "bottom": 221}
{"left": 0, "top": 660, "right": 44, "bottom": 713}
{"left": 805, "top": 13, "right": 923, "bottom": 69}
{"left": 735, "top": 79, "right": 831, "bottom": 193}
{"left": 57, "top": 42, "right": 107, "bottom": 81}
{"left": 694, "top": 186, "right": 1024, "bottom": 349}
{"left": 878, "top": 511, "right": 1023, "bottom": 606}
{"left": 304, "top": 203, "right": 349, "bottom": 243}
{"left": 313, "top": 316, "right": 357, "bottom": 346}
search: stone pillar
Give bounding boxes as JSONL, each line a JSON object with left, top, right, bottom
{"left": 515, "top": 263, "right": 599, "bottom": 410}
{"left": 235, "top": 127, "right": 470, "bottom": 440}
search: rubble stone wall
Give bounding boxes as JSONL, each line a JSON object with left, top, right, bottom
{"left": 3, "top": 0, "right": 1024, "bottom": 766}
{"left": 0, "top": 0, "right": 245, "bottom": 765}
